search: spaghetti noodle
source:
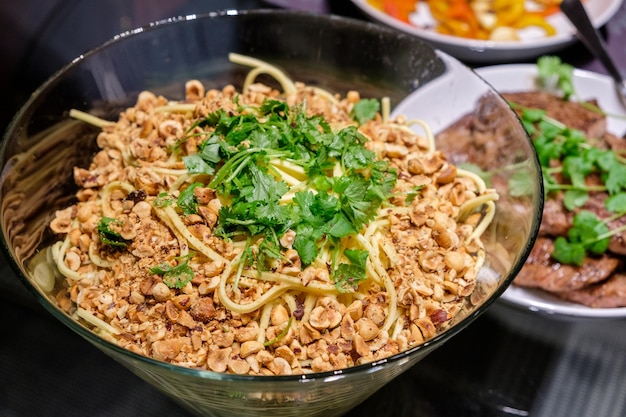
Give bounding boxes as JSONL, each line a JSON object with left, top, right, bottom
{"left": 48, "top": 54, "right": 498, "bottom": 374}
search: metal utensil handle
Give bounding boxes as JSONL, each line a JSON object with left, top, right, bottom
{"left": 560, "top": 0, "right": 624, "bottom": 83}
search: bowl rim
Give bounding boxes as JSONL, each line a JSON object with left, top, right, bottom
{"left": 1, "top": 8, "right": 541, "bottom": 383}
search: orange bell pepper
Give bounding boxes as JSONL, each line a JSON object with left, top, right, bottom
{"left": 382, "top": 0, "right": 417, "bottom": 24}
{"left": 428, "top": 0, "right": 483, "bottom": 39}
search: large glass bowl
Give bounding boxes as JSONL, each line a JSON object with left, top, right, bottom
{"left": 0, "top": 9, "right": 542, "bottom": 417}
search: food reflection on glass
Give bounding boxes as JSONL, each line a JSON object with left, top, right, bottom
{"left": 443, "top": 56, "right": 626, "bottom": 309}
{"left": 367, "top": 0, "right": 563, "bottom": 41}
{"left": 34, "top": 54, "right": 499, "bottom": 374}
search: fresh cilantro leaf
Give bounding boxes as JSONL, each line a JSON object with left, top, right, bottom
{"left": 350, "top": 98, "right": 380, "bottom": 125}
{"left": 552, "top": 236, "right": 585, "bottom": 266}
{"left": 604, "top": 163, "right": 626, "bottom": 195}
{"left": 254, "top": 200, "right": 290, "bottom": 225}
{"left": 606, "top": 192, "right": 626, "bottom": 213}
{"left": 328, "top": 212, "right": 357, "bottom": 238}
{"left": 404, "top": 185, "right": 424, "bottom": 204}
{"left": 563, "top": 189, "right": 589, "bottom": 211}
{"left": 178, "top": 182, "right": 203, "bottom": 215}
{"left": 521, "top": 108, "right": 546, "bottom": 123}
{"left": 537, "top": 56, "right": 575, "bottom": 100}
{"left": 198, "top": 136, "right": 223, "bottom": 164}
{"left": 149, "top": 253, "right": 195, "bottom": 289}
{"left": 568, "top": 210, "right": 610, "bottom": 255}
{"left": 333, "top": 249, "right": 369, "bottom": 292}
{"left": 562, "top": 155, "right": 593, "bottom": 189}
{"left": 310, "top": 191, "right": 341, "bottom": 220}
{"left": 97, "top": 217, "right": 128, "bottom": 248}
{"left": 250, "top": 165, "right": 289, "bottom": 202}
{"left": 260, "top": 99, "right": 289, "bottom": 117}
{"left": 293, "top": 231, "right": 319, "bottom": 266}
{"left": 183, "top": 154, "right": 214, "bottom": 175}
{"left": 508, "top": 170, "right": 535, "bottom": 197}
{"left": 344, "top": 248, "right": 369, "bottom": 268}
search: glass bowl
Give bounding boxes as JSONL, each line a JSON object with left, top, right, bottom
{"left": 0, "top": 9, "right": 542, "bottom": 417}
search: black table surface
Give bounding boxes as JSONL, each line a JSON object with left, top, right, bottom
{"left": 2, "top": 1, "right": 626, "bottom": 416}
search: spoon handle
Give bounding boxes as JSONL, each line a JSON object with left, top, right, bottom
{"left": 560, "top": 0, "right": 624, "bottom": 83}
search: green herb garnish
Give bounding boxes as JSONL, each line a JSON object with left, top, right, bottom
{"left": 149, "top": 252, "right": 195, "bottom": 289}
{"left": 333, "top": 249, "right": 369, "bottom": 293}
{"left": 350, "top": 98, "right": 380, "bottom": 125}
{"left": 182, "top": 98, "right": 396, "bottom": 290}
{"left": 97, "top": 217, "right": 128, "bottom": 248}
{"left": 551, "top": 211, "right": 610, "bottom": 266}
{"left": 153, "top": 192, "right": 175, "bottom": 208}
{"left": 178, "top": 182, "right": 203, "bottom": 215}
{"left": 516, "top": 102, "right": 626, "bottom": 265}
{"left": 537, "top": 56, "right": 575, "bottom": 100}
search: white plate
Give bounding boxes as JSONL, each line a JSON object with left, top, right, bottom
{"left": 350, "top": 0, "right": 623, "bottom": 63}
{"left": 476, "top": 64, "right": 626, "bottom": 319}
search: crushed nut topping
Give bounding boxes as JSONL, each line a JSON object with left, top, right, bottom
{"left": 47, "top": 56, "right": 497, "bottom": 375}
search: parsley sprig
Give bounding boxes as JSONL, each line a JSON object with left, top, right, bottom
{"left": 179, "top": 97, "right": 396, "bottom": 291}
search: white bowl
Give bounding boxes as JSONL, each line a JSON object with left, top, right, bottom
{"left": 351, "top": 0, "right": 623, "bottom": 63}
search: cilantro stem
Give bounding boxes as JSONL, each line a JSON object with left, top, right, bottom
{"left": 263, "top": 316, "right": 293, "bottom": 347}
{"left": 577, "top": 99, "right": 626, "bottom": 122}
{"left": 224, "top": 154, "right": 254, "bottom": 184}
{"left": 603, "top": 211, "right": 626, "bottom": 223}
{"left": 548, "top": 183, "right": 607, "bottom": 192}
{"left": 226, "top": 218, "right": 258, "bottom": 226}
{"left": 596, "top": 222, "right": 626, "bottom": 241}
{"left": 509, "top": 102, "right": 567, "bottom": 130}
{"left": 233, "top": 238, "right": 252, "bottom": 293}
{"left": 540, "top": 114, "right": 567, "bottom": 131}
{"left": 211, "top": 151, "right": 256, "bottom": 188}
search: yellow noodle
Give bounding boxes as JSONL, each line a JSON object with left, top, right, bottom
{"left": 88, "top": 242, "right": 114, "bottom": 268}
{"left": 76, "top": 307, "right": 121, "bottom": 335}
{"left": 53, "top": 235, "right": 83, "bottom": 281}
{"left": 229, "top": 52, "right": 297, "bottom": 95}
{"left": 101, "top": 181, "right": 136, "bottom": 218}
{"left": 156, "top": 206, "right": 225, "bottom": 262}
{"left": 69, "top": 108, "right": 114, "bottom": 128}
{"left": 256, "top": 302, "right": 274, "bottom": 344}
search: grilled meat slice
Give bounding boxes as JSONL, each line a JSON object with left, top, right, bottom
{"left": 434, "top": 94, "right": 521, "bottom": 168}
{"left": 501, "top": 91, "right": 607, "bottom": 140}
{"left": 558, "top": 273, "right": 626, "bottom": 308}
{"left": 515, "top": 237, "right": 620, "bottom": 292}
{"left": 539, "top": 194, "right": 571, "bottom": 237}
